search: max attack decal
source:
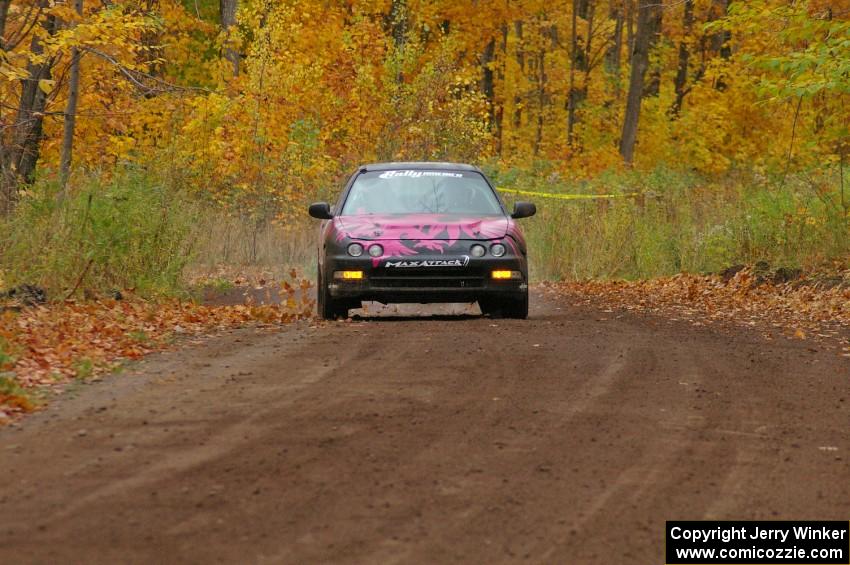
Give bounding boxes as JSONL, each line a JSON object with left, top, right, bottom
{"left": 384, "top": 257, "right": 470, "bottom": 268}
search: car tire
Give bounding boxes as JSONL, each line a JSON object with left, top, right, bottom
{"left": 478, "top": 298, "right": 496, "bottom": 317}
{"left": 479, "top": 291, "right": 528, "bottom": 319}
{"left": 317, "top": 265, "right": 349, "bottom": 320}
{"left": 503, "top": 291, "right": 529, "bottom": 319}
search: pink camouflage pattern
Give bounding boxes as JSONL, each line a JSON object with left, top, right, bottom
{"left": 330, "top": 214, "right": 525, "bottom": 266}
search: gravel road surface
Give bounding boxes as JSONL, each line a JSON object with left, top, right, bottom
{"left": 1, "top": 292, "right": 847, "bottom": 564}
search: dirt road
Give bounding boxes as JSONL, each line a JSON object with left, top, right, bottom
{"left": 1, "top": 293, "right": 848, "bottom": 564}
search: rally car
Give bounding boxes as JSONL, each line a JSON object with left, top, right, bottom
{"left": 308, "top": 162, "right": 536, "bottom": 319}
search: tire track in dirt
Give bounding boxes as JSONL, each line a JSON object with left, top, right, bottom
{"left": 0, "top": 293, "right": 847, "bottom": 564}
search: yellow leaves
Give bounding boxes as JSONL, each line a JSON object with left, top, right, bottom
{"left": 47, "top": 6, "right": 155, "bottom": 56}
{"left": 37, "top": 79, "right": 54, "bottom": 94}
{"left": 0, "top": 53, "right": 30, "bottom": 82}
{"left": 1, "top": 0, "right": 845, "bottom": 209}
{"left": 106, "top": 135, "right": 137, "bottom": 161}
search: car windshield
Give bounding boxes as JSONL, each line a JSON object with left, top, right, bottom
{"left": 340, "top": 170, "right": 503, "bottom": 216}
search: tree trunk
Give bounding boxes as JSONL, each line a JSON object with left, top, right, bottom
{"left": 534, "top": 47, "right": 545, "bottom": 155}
{"left": 0, "top": 0, "right": 11, "bottom": 48}
{"left": 481, "top": 38, "right": 496, "bottom": 129}
{"left": 2, "top": 6, "right": 56, "bottom": 214}
{"left": 625, "top": 0, "right": 635, "bottom": 63}
{"left": 59, "top": 0, "right": 84, "bottom": 194}
{"left": 582, "top": 4, "right": 595, "bottom": 95}
{"left": 576, "top": 0, "right": 591, "bottom": 19}
{"left": 710, "top": 0, "right": 731, "bottom": 57}
{"left": 671, "top": 0, "right": 693, "bottom": 116}
{"left": 568, "top": 1, "right": 595, "bottom": 146}
{"left": 15, "top": 26, "right": 54, "bottom": 185}
{"left": 642, "top": 3, "right": 663, "bottom": 97}
{"left": 496, "top": 23, "right": 508, "bottom": 156}
{"left": 138, "top": 0, "right": 162, "bottom": 77}
{"left": 388, "top": 0, "right": 407, "bottom": 49}
{"left": 387, "top": 0, "right": 407, "bottom": 84}
{"left": 220, "top": 0, "right": 239, "bottom": 76}
{"left": 534, "top": 24, "right": 554, "bottom": 155}
{"left": 710, "top": 0, "right": 731, "bottom": 90}
{"left": 619, "top": 0, "right": 657, "bottom": 164}
{"left": 567, "top": 0, "right": 579, "bottom": 145}
{"left": 513, "top": 20, "right": 524, "bottom": 129}
{"left": 534, "top": 25, "right": 558, "bottom": 155}
{"left": 605, "top": 0, "right": 624, "bottom": 95}
{"left": 0, "top": 0, "right": 11, "bottom": 206}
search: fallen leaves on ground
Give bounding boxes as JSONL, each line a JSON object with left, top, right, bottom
{"left": 185, "top": 264, "right": 294, "bottom": 290}
{"left": 544, "top": 268, "right": 850, "bottom": 356}
{"left": 0, "top": 280, "right": 315, "bottom": 422}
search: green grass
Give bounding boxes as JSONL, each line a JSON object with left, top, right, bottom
{"left": 72, "top": 358, "right": 95, "bottom": 380}
{"left": 0, "top": 337, "right": 15, "bottom": 370}
{"left": 489, "top": 165, "right": 849, "bottom": 281}
{"left": 202, "top": 278, "right": 235, "bottom": 293}
{"left": 0, "top": 168, "right": 197, "bottom": 298}
{"left": 2, "top": 162, "right": 845, "bottom": 300}
{"left": 128, "top": 330, "right": 151, "bottom": 344}
{"left": 0, "top": 374, "right": 37, "bottom": 411}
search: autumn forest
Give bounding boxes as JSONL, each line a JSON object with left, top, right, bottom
{"left": 2, "top": 0, "right": 850, "bottom": 548}
{"left": 0, "top": 0, "right": 848, "bottom": 291}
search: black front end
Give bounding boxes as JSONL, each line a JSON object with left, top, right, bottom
{"left": 324, "top": 244, "right": 528, "bottom": 305}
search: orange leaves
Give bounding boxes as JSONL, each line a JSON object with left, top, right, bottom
{"left": 0, "top": 393, "right": 34, "bottom": 414}
{"left": 547, "top": 267, "right": 850, "bottom": 353}
{"left": 807, "top": 0, "right": 850, "bottom": 18}
{"left": 0, "top": 291, "right": 315, "bottom": 416}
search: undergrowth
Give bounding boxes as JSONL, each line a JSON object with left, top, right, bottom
{"left": 0, "top": 168, "right": 314, "bottom": 299}
{"left": 488, "top": 165, "right": 849, "bottom": 280}
{"left": 0, "top": 170, "right": 195, "bottom": 297}
{"left": 0, "top": 336, "right": 17, "bottom": 374}
{"left": 0, "top": 163, "right": 846, "bottom": 297}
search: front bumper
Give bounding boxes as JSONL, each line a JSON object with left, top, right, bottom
{"left": 324, "top": 253, "right": 527, "bottom": 304}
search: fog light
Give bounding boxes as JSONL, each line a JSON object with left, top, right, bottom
{"left": 368, "top": 244, "right": 383, "bottom": 257}
{"left": 471, "top": 244, "right": 486, "bottom": 257}
{"left": 490, "top": 243, "right": 507, "bottom": 257}
{"left": 347, "top": 243, "right": 364, "bottom": 257}
{"left": 334, "top": 270, "right": 364, "bottom": 280}
{"left": 492, "top": 270, "right": 521, "bottom": 280}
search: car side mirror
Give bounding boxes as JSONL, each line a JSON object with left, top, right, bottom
{"left": 511, "top": 201, "right": 536, "bottom": 219}
{"left": 308, "top": 202, "right": 333, "bottom": 220}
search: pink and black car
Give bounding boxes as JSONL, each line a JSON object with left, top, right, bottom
{"left": 308, "top": 162, "right": 536, "bottom": 319}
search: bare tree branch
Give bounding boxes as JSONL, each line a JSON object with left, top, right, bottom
{"left": 82, "top": 47, "right": 218, "bottom": 96}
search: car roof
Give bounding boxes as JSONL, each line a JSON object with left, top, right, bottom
{"left": 359, "top": 162, "right": 480, "bottom": 172}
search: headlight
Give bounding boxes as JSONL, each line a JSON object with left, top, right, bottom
{"left": 347, "top": 243, "right": 364, "bottom": 257}
{"left": 368, "top": 244, "right": 383, "bottom": 257}
{"left": 470, "top": 244, "right": 486, "bottom": 257}
{"left": 491, "top": 243, "right": 506, "bottom": 257}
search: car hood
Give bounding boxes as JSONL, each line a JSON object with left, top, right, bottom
{"left": 333, "top": 214, "right": 510, "bottom": 241}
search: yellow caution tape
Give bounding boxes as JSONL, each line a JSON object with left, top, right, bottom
{"left": 498, "top": 187, "right": 639, "bottom": 201}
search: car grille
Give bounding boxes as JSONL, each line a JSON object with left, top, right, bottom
{"left": 370, "top": 277, "right": 483, "bottom": 289}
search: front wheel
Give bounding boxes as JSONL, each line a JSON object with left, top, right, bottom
{"left": 317, "top": 265, "right": 350, "bottom": 320}
{"left": 479, "top": 292, "right": 528, "bottom": 319}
